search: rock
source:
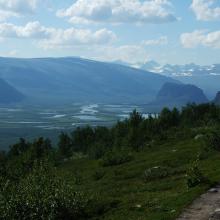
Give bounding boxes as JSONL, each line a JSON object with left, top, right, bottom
{"left": 210, "top": 209, "right": 220, "bottom": 219}
{"left": 194, "top": 134, "right": 204, "bottom": 140}
{"left": 208, "top": 188, "right": 219, "bottom": 193}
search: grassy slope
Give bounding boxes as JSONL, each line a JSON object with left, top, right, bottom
{"left": 58, "top": 135, "right": 220, "bottom": 220}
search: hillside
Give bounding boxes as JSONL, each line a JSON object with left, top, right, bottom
{"left": 59, "top": 137, "right": 220, "bottom": 220}
{"left": 151, "top": 82, "right": 208, "bottom": 108}
{"left": 0, "top": 78, "right": 24, "bottom": 104}
{"left": 1, "top": 104, "right": 220, "bottom": 219}
{"left": 0, "top": 57, "right": 177, "bottom": 104}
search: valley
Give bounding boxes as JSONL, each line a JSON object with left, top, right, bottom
{"left": 0, "top": 103, "right": 154, "bottom": 149}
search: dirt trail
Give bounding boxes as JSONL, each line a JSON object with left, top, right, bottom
{"left": 177, "top": 185, "right": 220, "bottom": 220}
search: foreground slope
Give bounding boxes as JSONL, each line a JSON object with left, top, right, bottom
{"left": 59, "top": 136, "right": 220, "bottom": 220}
{"left": 0, "top": 57, "right": 177, "bottom": 104}
{"left": 2, "top": 104, "right": 220, "bottom": 219}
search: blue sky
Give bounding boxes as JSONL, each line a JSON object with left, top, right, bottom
{"left": 0, "top": 0, "right": 220, "bottom": 65}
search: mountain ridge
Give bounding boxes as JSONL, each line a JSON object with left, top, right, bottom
{"left": 0, "top": 57, "right": 178, "bottom": 105}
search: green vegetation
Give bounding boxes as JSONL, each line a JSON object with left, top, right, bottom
{"left": 1, "top": 103, "right": 220, "bottom": 219}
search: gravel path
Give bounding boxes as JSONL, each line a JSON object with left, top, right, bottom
{"left": 177, "top": 185, "right": 220, "bottom": 220}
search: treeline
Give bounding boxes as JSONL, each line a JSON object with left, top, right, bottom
{"left": 1, "top": 103, "right": 220, "bottom": 164}
{"left": 57, "top": 103, "right": 220, "bottom": 159}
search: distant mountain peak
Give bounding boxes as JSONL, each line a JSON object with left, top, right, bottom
{"left": 138, "top": 61, "right": 220, "bottom": 99}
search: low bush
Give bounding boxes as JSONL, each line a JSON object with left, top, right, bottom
{"left": 205, "top": 131, "right": 220, "bottom": 151}
{"left": 93, "top": 169, "right": 106, "bottom": 181}
{"left": 101, "top": 150, "right": 133, "bottom": 167}
{"left": 143, "top": 166, "right": 169, "bottom": 182}
{"left": 186, "top": 160, "right": 209, "bottom": 188}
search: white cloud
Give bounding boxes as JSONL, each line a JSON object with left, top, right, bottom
{"left": 93, "top": 36, "right": 169, "bottom": 63}
{"left": 0, "top": 0, "right": 38, "bottom": 14}
{"left": 180, "top": 30, "right": 220, "bottom": 49}
{"left": 8, "top": 50, "right": 19, "bottom": 57}
{"left": 93, "top": 45, "right": 149, "bottom": 64}
{"left": 0, "top": 0, "right": 39, "bottom": 21}
{"left": 57, "top": 0, "right": 177, "bottom": 25}
{"left": 0, "top": 21, "right": 51, "bottom": 38}
{"left": 40, "top": 28, "right": 117, "bottom": 49}
{"left": 191, "top": 0, "right": 220, "bottom": 21}
{"left": 0, "top": 21, "right": 117, "bottom": 48}
{"left": 142, "top": 36, "right": 168, "bottom": 46}
{"left": 0, "top": 10, "right": 17, "bottom": 21}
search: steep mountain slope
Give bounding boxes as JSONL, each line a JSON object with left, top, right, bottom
{"left": 214, "top": 92, "right": 220, "bottom": 105}
{"left": 0, "top": 57, "right": 177, "bottom": 104}
{"left": 0, "top": 78, "right": 24, "bottom": 104}
{"left": 151, "top": 82, "right": 208, "bottom": 107}
{"left": 176, "top": 75, "right": 220, "bottom": 100}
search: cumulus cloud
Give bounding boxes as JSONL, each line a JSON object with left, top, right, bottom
{"left": 92, "top": 44, "right": 149, "bottom": 64}
{"left": 93, "top": 35, "right": 169, "bottom": 63}
{"left": 0, "top": 10, "right": 17, "bottom": 21}
{"left": 0, "top": 21, "right": 51, "bottom": 38}
{"left": 40, "top": 28, "right": 117, "bottom": 49}
{"left": 8, "top": 50, "right": 19, "bottom": 57}
{"left": 0, "top": 0, "right": 39, "bottom": 21}
{"left": 0, "top": 21, "right": 117, "bottom": 48}
{"left": 180, "top": 30, "right": 220, "bottom": 49}
{"left": 142, "top": 36, "right": 168, "bottom": 46}
{"left": 57, "top": 0, "right": 177, "bottom": 25}
{"left": 0, "top": 0, "right": 38, "bottom": 14}
{"left": 191, "top": 0, "right": 220, "bottom": 21}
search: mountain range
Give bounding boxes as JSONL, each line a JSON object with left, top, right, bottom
{"left": 0, "top": 57, "right": 177, "bottom": 105}
{"left": 138, "top": 61, "right": 220, "bottom": 99}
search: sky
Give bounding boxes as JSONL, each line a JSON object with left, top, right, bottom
{"left": 0, "top": 0, "right": 220, "bottom": 65}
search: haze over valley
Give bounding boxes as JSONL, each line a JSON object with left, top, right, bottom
{"left": 0, "top": 56, "right": 219, "bottom": 148}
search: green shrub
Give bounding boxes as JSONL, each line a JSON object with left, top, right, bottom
{"left": 186, "top": 160, "right": 209, "bottom": 188}
{"left": 93, "top": 169, "right": 106, "bottom": 181}
{"left": 101, "top": 150, "right": 133, "bottom": 167}
{"left": 0, "top": 162, "right": 90, "bottom": 220}
{"left": 88, "top": 142, "right": 106, "bottom": 159}
{"left": 144, "top": 166, "right": 169, "bottom": 182}
{"left": 205, "top": 131, "right": 220, "bottom": 151}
